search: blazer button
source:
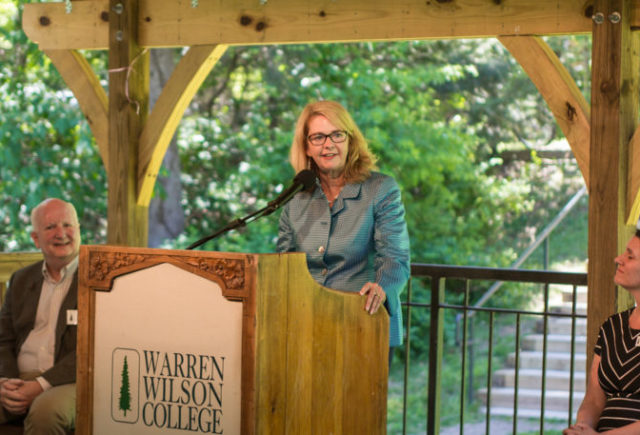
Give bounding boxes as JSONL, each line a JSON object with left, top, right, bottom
{"left": 321, "top": 268, "right": 328, "bottom": 276}
{"left": 318, "top": 246, "right": 325, "bottom": 253}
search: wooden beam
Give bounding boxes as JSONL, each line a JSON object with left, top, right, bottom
{"left": 137, "top": 44, "right": 227, "bottom": 207}
{"left": 587, "top": 0, "right": 638, "bottom": 370}
{"left": 43, "top": 49, "right": 109, "bottom": 169}
{"left": 499, "top": 35, "right": 590, "bottom": 188}
{"left": 0, "top": 252, "right": 43, "bottom": 303}
{"left": 23, "top": 0, "right": 609, "bottom": 50}
{"left": 106, "top": 0, "right": 149, "bottom": 247}
{"left": 629, "top": 127, "right": 640, "bottom": 225}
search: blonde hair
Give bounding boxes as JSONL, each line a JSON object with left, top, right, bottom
{"left": 289, "top": 100, "right": 377, "bottom": 183}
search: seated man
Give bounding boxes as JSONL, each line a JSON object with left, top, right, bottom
{"left": 0, "top": 198, "right": 80, "bottom": 434}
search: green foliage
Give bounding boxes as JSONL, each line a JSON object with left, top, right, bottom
{"left": 175, "top": 40, "right": 580, "bottom": 268}
{"left": 1, "top": 4, "right": 591, "bottom": 432}
{"left": 1, "top": 4, "right": 588, "bottom": 269}
{"left": 0, "top": 0, "right": 107, "bottom": 250}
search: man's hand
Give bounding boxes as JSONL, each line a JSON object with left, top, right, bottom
{"left": 0, "top": 378, "right": 43, "bottom": 415}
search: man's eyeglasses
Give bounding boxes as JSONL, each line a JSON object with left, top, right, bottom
{"left": 307, "top": 130, "right": 349, "bottom": 147}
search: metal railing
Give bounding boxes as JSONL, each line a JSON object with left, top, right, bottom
{"left": 396, "top": 263, "right": 588, "bottom": 435}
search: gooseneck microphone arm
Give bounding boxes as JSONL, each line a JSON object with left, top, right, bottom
{"left": 186, "top": 170, "right": 316, "bottom": 250}
{"left": 184, "top": 207, "right": 266, "bottom": 250}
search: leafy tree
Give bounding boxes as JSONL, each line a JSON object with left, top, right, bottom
{"left": 176, "top": 40, "right": 587, "bottom": 268}
{"left": 0, "top": 2, "right": 587, "bottom": 276}
{"left": 0, "top": 0, "right": 107, "bottom": 250}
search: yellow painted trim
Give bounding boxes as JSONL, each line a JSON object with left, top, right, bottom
{"left": 136, "top": 44, "right": 228, "bottom": 206}
{"left": 628, "top": 126, "right": 640, "bottom": 225}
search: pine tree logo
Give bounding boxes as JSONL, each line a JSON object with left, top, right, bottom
{"left": 119, "top": 356, "right": 131, "bottom": 416}
{"left": 111, "top": 348, "right": 139, "bottom": 423}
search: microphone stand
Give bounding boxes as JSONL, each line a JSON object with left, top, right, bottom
{"left": 185, "top": 202, "right": 280, "bottom": 250}
{"left": 186, "top": 169, "right": 315, "bottom": 251}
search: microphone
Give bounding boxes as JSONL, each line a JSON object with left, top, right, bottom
{"left": 264, "top": 169, "right": 316, "bottom": 214}
{"left": 185, "top": 170, "right": 316, "bottom": 250}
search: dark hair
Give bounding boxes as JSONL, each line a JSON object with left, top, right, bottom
{"left": 636, "top": 228, "right": 640, "bottom": 239}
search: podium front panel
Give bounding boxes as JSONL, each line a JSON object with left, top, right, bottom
{"left": 78, "top": 246, "right": 389, "bottom": 434}
{"left": 77, "top": 246, "right": 257, "bottom": 435}
{"left": 92, "top": 263, "right": 242, "bottom": 434}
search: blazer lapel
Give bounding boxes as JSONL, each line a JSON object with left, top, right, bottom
{"left": 54, "top": 271, "right": 78, "bottom": 358}
{"left": 331, "top": 182, "right": 361, "bottom": 215}
{"left": 22, "top": 262, "right": 44, "bottom": 331}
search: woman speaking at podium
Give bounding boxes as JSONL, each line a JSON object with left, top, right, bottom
{"left": 277, "top": 100, "right": 411, "bottom": 356}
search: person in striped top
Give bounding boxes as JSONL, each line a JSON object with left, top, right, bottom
{"left": 564, "top": 224, "right": 640, "bottom": 434}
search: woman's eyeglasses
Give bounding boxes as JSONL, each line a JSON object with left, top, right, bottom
{"left": 307, "top": 130, "right": 349, "bottom": 147}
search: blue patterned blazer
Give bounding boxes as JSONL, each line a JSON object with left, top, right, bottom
{"left": 277, "top": 171, "right": 410, "bottom": 347}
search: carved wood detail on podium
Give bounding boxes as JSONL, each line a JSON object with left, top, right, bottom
{"left": 85, "top": 248, "right": 247, "bottom": 292}
{"left": 77, "top": 246, "right": 388, "bottom": 434}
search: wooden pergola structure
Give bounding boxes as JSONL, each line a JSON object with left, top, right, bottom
{"left": 20, "top": 0, "right": 640, "bottom": 364}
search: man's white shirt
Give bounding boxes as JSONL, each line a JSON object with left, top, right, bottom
{"left": 17, "top": 256, "right": 78, "bottom": 390}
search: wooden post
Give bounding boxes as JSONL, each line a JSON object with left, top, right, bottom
{"left": 587, "top": 0, "right": 639, "bottom": 369}
{"left": 107, "top": 0, "right": 149, "bottom": 246}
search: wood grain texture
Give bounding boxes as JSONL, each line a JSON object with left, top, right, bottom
{"left": 77, "top": 247, "right": 388, "bottom": 434}
{"left": 255, "top": 253, "right": 388, "bottom": 434}
{"left": 136, "top": 44, "right": 227, "bottom": 206}
{"left": 587, "top": 0, "right": 638, "bottom": 371}
{"left": 81, "top": 245, "right": 251, "bottom": 294}
{"left": 23, "top": 0, "right": 606, "bottom": 50}
{"left": 107, "top": 0, "right": 149, "bottom": 246}
{"left": 76, "top": 245, "right": 95, "bottom": 434}
{"left": 0, "top": 252, "right": 43, "bottom": 281}
{"left": 0, "top": 252, "right": 43, "bottom": 303}
{"left": 499, "top": 35, "right": 591, "bottom": 187}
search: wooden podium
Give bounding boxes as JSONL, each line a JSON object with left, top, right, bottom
{"left": 77, "top": 245, "right": 389, "bottom": 434}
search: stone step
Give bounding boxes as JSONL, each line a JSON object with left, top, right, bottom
{"left": 521, "top": 333, "right": 586, "bottom": 353}
{"left": 492, "top": 368, "right": 586, "bottom": 391}
{"left": 550, "top": 302, "right": 587, "bottom": 316}
{"left": 482, "top": 406, "right": 577, "bottom": 421}
{"left": 477, "top": 387, "right": 584, "bottom": 412}
{"left": 542, "top": 317, "right": 587, "bottom": 335}
{"left": 562, "top": 288, "right": 587, "bottom": 304}
{"left": 506, "top": 351, "right": 586, "bottom": 371}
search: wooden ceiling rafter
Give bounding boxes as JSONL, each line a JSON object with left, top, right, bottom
{"left": 137, "top": 44, "right": 228, "bottom": 206}
{"left": 499, "top": 35, "right": 591, "bottom": 188}
{"left": 21, "top": 0, "right": 637, "bottom": 50}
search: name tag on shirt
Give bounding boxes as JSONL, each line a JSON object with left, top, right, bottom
{"left": 66, "top": 310, "right": 78, "bottom": 325}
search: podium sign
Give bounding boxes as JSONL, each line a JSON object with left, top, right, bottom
{"left": 93, "top": 263, "right": 242, "bottom": 433}
{"left": 77, "top": 245, "right": 389, "bottom": 434}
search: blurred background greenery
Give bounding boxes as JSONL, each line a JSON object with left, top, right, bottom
{"left": 1, "top": 1, "right": 592, "bottom": 432}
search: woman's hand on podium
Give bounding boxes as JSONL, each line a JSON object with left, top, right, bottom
{"left": 359, "top": 282, "right": 387, "bottom": 315}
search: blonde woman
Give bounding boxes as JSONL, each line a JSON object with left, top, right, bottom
{"left": 277, "top": 101, "right": 411, "bottom": 354}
